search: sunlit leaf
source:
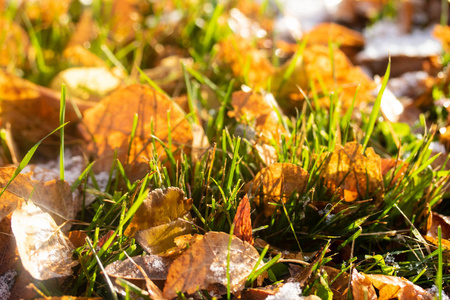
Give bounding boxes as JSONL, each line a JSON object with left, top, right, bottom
{"left": 228, "top": 91, "right": 286, "bottom": 142}
{"left": 319, "top": 142, "right": 383, "bottom": 202}
{"left": 11, "top": 201, "right": 77, "bottom": 280}
{"left": 0, "top": 17, "right": 30, "bottom": 69}
{"left": 245, "top": 163, "right": 309, "bottom": 217}
{"left": 163, "top": 231, "right": 262, "bottom": 298}
{"left": 79, "top": 84, "right": 193, "bottom": 180}
{"left": 125, "top": 187, "right": 192, "bottom": 236}
{"left": 233, "top": 194, "right": 254, "bottom": 245}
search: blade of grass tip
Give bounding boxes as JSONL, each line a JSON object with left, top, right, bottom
{"left": 202, "top": 2, "right": 224, "bottom": 53}
{"left": 86, "top": 237, "right": 119, "bottom": 300}
{"left": 127, "top": 113, "right": 139, "bottom": 165}
{"left": 101, "top": 44, "right": 128, "bottom": 75}
{"left": 226, "top": 137, "right": 241, "bottom": 194}
{"left": 227, "top": 223, "right": 235, "bottom": 300}
{"left": 437, "top": 225, "right": 443, "bottom": 300}
{"left": 215, "top": 79, "right": 234, "bottom": 132}
{"left": 137, "top": 66, "right": 170, "bottom": 97}
{"left": 181, "top": 63, "right": 199, "bottom": 124}
{"left": 0, "top": 122, "right": 69, "bottom": 198}
{"left": 71, "top": 161, "right": 95, "bottom": 192}
{"left": 342, "top": 85, "right": 359, "bottom": 145}
{"left": 362, "top": 58, "right": 391, "bottom": 151}
{"left": 247, "top": 244, "right": 269, "bottom": 285}
{"left": 185, "top": 65, "right": 225, "bottom": 97}
{"left": 60, "top": 84, "right": 66, "bottom": 182}
{"left": 249, "top": 253, "right": 282, "bottom": 284}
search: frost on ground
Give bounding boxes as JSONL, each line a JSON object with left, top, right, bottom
{"left": 358, "top": 20, "right": 441, "bottom": 60}
{"left": 266, "top": 282, "right": 303, "bottom": 300}
{"left": 0, "top": 270, "right": 16, "bottom": 300}
{"left": 428, "top": 285, "right": 450, "bottom": 300}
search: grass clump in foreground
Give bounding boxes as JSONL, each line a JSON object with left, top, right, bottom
{"left": 1, "top": 0, "right": 450, "bottom": 299}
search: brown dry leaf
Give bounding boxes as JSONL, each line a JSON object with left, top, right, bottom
{"left": 63, "top": 45, "right": 107, "bottom": 68}
{"left": 110, "top": 0, "right": 148, "bottom": 44}
{"left": 304, "top": 22, "right": 365, "bottom": 60}
{"left": 381, "top": 158, "right": 409, "bottom": 187}
{"left": 135, "top": 219, "right": 193, "bottom": 255}
{"left": 254, "top": 143, "right": 278, "bottom": 166}
{"left": 244, "top": 163, "right": 309, "bottom": 217}
{"left": 23, "top": 0, "right": 71, "bottom": 27}
{"left": 351, "top": 269, "right": 377, "bottom": 300}
{"left": 66, "top": 9, "right": 98, "bottom": 49}
{"left": 228, "top": 91, "right": 286, "bottom": 142}
{"left": 79, "top": 84, "right": 193, "bottom": 180}
{"left": 0, "top": 167, "right": 76, "bottom": 231}
{"left": 191, "top": 122, "right": 210, "bottom": 163}
{"left": 424, "top": 212, "right": 450, "bottom": 249}
{"left": 50, "top": 67, "right": 124, "bottom": 101}
{"left": 11, "top": 201, "right": 77, "bottom": 280}
{"left": 433, "top": 25, "right": 450, "bottom": 52}
{"left": 0, "top": 213, "right": 19, "bottom": 275}
{"left": 215, "top": 35, "right": 274, "bottom": 88}
{"left": 364, "top": 273, "right": 434, "bottom": 300}
{"left": 105, "top": 255, "right": 172, "bottom": 294}
{"left": 233, "top": 194, "right": 254, "bottom": 245}
{"left": 67, "top": 230, "right": 88, "bottom": 248}
{"left": 163, "top": 231, "right": 262, "bottom": 298}
{"left": 273, "top": 45, "right": 375, "bottom": 113}
{"left": 0, "top": 70, "right": 93, "bottom": 154}
{"left": 0, "top": 17, "right": 30, "bottom": 69}
{"left": 125, "top": 187, "right": 192, "bottom": 237}
{"left": 319, "top": 142, "right": 383, "bottom": 202}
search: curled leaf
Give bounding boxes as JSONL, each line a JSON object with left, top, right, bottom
{"left": 233, "top": 194, "right": 254, "bottom": 245}
{"left": 163, "top": 231, "right": 262, "bottom": 298}
{"left": 244, "top": 163, "right": 309, "bottom": 217}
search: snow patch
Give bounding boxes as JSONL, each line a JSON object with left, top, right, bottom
{"left": 0, "top": 270, "right": 16, "bottom": 300}
{"left": 266, "top": 282, "right": 303, "bottom": 300}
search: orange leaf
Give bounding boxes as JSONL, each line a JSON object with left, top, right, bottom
{"left": 79, "top": 84, "right": 193, "bottom": 180}
{"left": 233, "top": 194, "right": 254, "bottom": 245}
{"left": 244, "top": 163, "right": 309, "bottom": 217}
{"left": 163, "top": 231, "right": 262, "bottom": 298}
{"left": 319, "top": 142, "right": 383, "bottom": 202}
{"left": 228, "top": 91, "right": 286, "bottom": 142}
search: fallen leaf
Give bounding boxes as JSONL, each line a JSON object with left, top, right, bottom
{"left": 68, "top": 231, "right": 88, "bottom": 249}
{"left": 254, "top": 143, "right": 278, "bottom": 166}
{"left": 433, "top": 24, "right": 450, "bottom": 52}
{"left": 381, "top": 158, "right": 409, "bottom": 187}
{"left": 0, "top": 213, "right": 19, "bottom": 275}
{"left": 50, "top": 67, "right": 123, "bottom": 101}
{"left": 273, "top": 45, "right": 375, "bottom": 113}
{"left": 110, "top": 0, "right": 148, "bottom": 44}
{"left": 244, "top": 163, "right": 309, "bottom": 217}
{"left": 105, "top": 255, "right": 172, "bottom": 293}
{"left": 228, "top": 91, "right": 286, "bottom": 142}
{"left": 66, "top": 9, "right": 98, "bottom": 49}
{"left": 79, "top": 84, "right": 193, "bottom": 180}
{"left": 0, "top": 17, "right": 30, "bottom": 69}
{"left": 0, "top": 167, "right": 76, "bottom": 231}
{"left": 191, "top": 122, "right": 210, "bottom": 163}
{"left": 63, "top": 45, "right": 107, "bottom": 68}
{"left": 135, "top": 219, "right": 193, "bottom": 255}
{"left": 125, "top": 187, "right": 192, "bottom": 237}
{"left": 351, "top": 269, "right": 377, "bottom": 300}
{"left": 304, "top": 22, "right": 365, "bottom": 60}
{"left": 23, "top": 0, "right": 71, "bottom": 27}
{"left": 319, "top": 142, "right": 383, "bottom": 202}
{"left": 365, "top": 272, "right": 433, "bottom": 300}
{"left": 163, "top": 231, "right": 262, "bottom": 298}
{"left": 233, "top": 194, "right": 254, "bottom": 245}
{"left": 215, "top": 35, "right": 274, "bottom": 88}
{"left": 11, "top": 201, "right": 77, "bottom": 280}
{"left": 35, "top": 297, "right": 102, "bottom": 300}
{"left": 0, "top": 70, "right": 93, "bottom": 154}
{"left": 424, "top": 212, "right": 450, "bottom": 249}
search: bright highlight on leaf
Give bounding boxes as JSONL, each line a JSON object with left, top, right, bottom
{"left": 319, "top": 142, "right": 384, "bottom": 202}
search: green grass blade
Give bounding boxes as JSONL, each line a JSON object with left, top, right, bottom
{"left": 0, "top": 122, "right": 69, "bottom": 198}
{"left": 362, "top": 58, "right": 391, "bottom": 151}
{"left": 60, "top": 84, "right": 66, "bottom": 182}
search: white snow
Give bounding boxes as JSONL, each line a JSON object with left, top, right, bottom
{"left": 266, "top": 282, "right": 303, "bottom": 300}
{"left": 358, "top": 20, "right": 442, "bottom": 60}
